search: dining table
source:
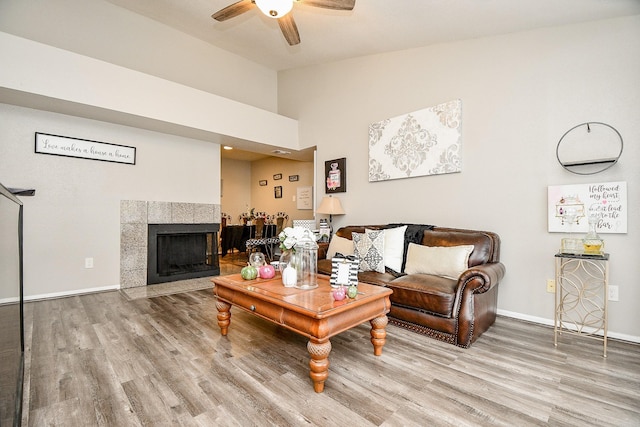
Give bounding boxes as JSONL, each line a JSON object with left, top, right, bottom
{"left": 220, "top": 224, "right": 276, "bottom": 256}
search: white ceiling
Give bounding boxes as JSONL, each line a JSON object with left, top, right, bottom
{"left": 105, "top": 0, "right": 640, "bottom": 71}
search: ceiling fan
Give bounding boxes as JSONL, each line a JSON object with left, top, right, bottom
{"left": 211, "top": 0, "right": 356, "bottom": 46}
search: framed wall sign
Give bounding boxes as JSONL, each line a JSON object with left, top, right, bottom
{"left": 273, "top": 173, "right": 283, "bottom": 180}
{"left": 296, "top": 186, "right": 313, "bottom": 209}
{"left": 274, "top": 186, "right": 283, "bottom": 199}
{"left": 259, "top": 180, "right": 268, "bottom": 186}
{"left": 289, "top": 175, "right": 299, "bottom": 182}
{"left": 325, "top": 157, "right": 346, "bottom": 193}
{"left": 35, "top": 132, "right": 136, "bottom": 165}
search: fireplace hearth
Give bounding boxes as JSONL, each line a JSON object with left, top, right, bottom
{"left": 147, "top": 223, "right": 220, "bottom": 284}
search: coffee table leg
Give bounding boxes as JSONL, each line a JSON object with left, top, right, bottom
{"left": 216, "top": 300, "right": 231, "bottom": 336}
{"left": 370, "top": 315, "right": 388, "bottom": 356}
{"left": 307, "top": 340, "right": 332, "bottom": 393}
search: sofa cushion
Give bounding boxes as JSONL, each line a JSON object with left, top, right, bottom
{"left": 388, "top": 274, "right": 458, "bottom": 318}
{"left": 326, "top": 235, "right": 354, "bottom": 259}
{"left": 421, "top": 228, "right": 495, "bottom": 267}
{"left": 352, "top": 230, "right": 386, "bottom": 273}
{"left": 377, "top": 225, "right": 407, "bottom": 273}
{"left": 404, "top": 243, "right": 474, "bottom": 279}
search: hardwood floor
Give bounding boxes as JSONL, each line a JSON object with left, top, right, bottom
{"left": 22, "top": 260, "right": 640, "bottom": 426}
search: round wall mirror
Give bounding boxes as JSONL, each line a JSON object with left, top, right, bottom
{"left": 556, "top": 122, "right": 623, "bottom": 175}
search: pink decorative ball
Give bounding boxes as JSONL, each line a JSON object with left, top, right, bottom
{"left": 259, "top": 264, "right": 276, "bottom": 279}
{"left": 332, "top": 286, "right": 346, "bottom": 301}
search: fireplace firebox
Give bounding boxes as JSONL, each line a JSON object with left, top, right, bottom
{"left": 147, "top": 223, "right": 220, "bottom": 284}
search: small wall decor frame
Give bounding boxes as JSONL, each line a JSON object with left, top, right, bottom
{"left": 289, "top": 175, "right": 299, "bottom": 182}
{"left": 273, "top": 173, "right": 283, "bottom": 180}
{"left": 325, "top": 157, "right": 346, "bottom": 193}
{"left": 35, "top": 132, "right": 136, "bottom": 165}
{"left": 259, "top": 180, "right": 268, "bottom": 186}
{"left": 274, "top": 186, "right": 283, "bottom": 199}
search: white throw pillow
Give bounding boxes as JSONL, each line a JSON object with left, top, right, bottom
{"left": 326, "top": 235, "right": 354, "bottom": 259}
{"left": 374, "top": 225, "right": 407, "bottom": 273}
{"left": 352, "top": 230, "right": 386, "bottom": 273}
{"left": 404, "top": 243, "right": 475, "bottom": 279}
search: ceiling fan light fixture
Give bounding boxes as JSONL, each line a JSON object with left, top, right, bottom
{"left": 255, "top": 0, "right": 293, "bottom": 18}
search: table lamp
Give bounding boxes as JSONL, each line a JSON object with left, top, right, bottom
{"left": 316, "top": 195, "right": 345, "bottom": 237}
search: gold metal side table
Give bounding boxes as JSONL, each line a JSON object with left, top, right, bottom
{"left": 554, "top": 252, "right": 609, "bottom": 357}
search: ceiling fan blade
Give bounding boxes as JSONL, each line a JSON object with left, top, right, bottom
{"left": 299, "top": 0, "right": 355, "bottom": 11}
{"left": 211, "top": 0, "right": 256, "bottom": 22}
{"left": 278, "top": 14, "right": 300, "bottom": 46}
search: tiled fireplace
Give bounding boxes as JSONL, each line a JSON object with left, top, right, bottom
{"left": 120, "top": 200, "right": 221, "bottom": 288}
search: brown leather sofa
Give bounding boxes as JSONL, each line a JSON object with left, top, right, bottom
{"left": 317, "top": 225, "right": 506, "bottom": 348}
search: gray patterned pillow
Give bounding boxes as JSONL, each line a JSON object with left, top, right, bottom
{"left": 352, "top": 230, "right": 385, "bottom": 273}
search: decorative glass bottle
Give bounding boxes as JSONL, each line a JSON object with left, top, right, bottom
{"left": 583, "top": 213, "right": 604, "bottom": 255}
{"left": 293, "top": 229, "right": 319, "bottom": 289}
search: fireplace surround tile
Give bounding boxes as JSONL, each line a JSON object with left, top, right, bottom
{"left": 194, "top": 203, "right": 216, "bottom": 223}
{"left": 148, "top": 201, "right": 171, "bottom": 224}
{"left": 120, "top": 200, "right": 147, "bottom": 224}
{"left": 120, "top": 223, "right": 147, "bottom": 248}
{"left": 121, "top": 246, "right": 147, "bottom": 271}
{"left": 120, "top": 269, "right": 146, "bottom": 289}
{"left": 171, "top": 203, "right": 194, "bottom": 223}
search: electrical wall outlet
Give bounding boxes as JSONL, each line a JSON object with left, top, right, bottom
{"left": 85, "top": 257, "right": 94, "bottom": 269}
{"left": 546, "top": 279, "right": 556, "bottom": 293}
{"left": 608, "top": 285, "right": 619, "bottom": 301}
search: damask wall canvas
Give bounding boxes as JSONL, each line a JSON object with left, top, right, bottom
{"left": 368, "top": 99, "right": 462, "bottom": 182}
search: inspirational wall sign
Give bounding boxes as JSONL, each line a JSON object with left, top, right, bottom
{"left": 35, "top": 132, "right": 136, "bottom": 165}
{"left": 547, "top": 181, "right": 627, "bottom": 233}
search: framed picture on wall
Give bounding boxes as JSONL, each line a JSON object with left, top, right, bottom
{"left": 289, "top": 175, "right": 299, "bottom": 182}
{"left": 273, "top": 173, "right": 283, "bottom": 180}
{"left": 259, "top": 180, "right": 267, "bottom": 186}
{"left": 274, "top": 186, "right": 283, "bottom": 199}
{"left": 325, "top": 157, "right": 346, "bottom": 193}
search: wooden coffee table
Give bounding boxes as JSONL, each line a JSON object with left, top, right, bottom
{"left": 211, "top": 273, "right": 392, "bottom": 393}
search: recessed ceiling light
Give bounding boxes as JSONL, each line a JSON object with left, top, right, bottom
{"left": 272, "top": 149, "right": 291, "bottom": 155}
{"left": 223, "top": 146, "right": 233, "bottom": 150}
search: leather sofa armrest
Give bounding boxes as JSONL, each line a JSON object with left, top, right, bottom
{"left": 457, "top": 262, "right": 506, "bottom": 294}
{"left": 317, "top": 242, "right": 329, "bottom": 260}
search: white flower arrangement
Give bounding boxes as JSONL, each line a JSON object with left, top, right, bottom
{"left": 278, "top": 226, "right": 317, "bottom": 252}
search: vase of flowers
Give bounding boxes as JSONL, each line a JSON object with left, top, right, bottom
{"left": 242, "top": 206, "right": 256, "bottom": 225}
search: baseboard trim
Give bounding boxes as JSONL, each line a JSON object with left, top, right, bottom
{"left": 24, "top": 284, "right": 120, "bottom": 302}
{"left": 497, "top": 309, "right": 640, "bottom": 344}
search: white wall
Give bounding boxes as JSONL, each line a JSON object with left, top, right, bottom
{"left": 278, "top": 16, "right": 640, "bottom": 340}
{"left": 0, "top": 104, "right": 220, "bottom": 298}
{"left": 0, "top": 0, "right": 278, "bottom": 112}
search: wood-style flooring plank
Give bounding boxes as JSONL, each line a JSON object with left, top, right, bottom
{"left": 22, "top": 280, "right": 640, "bottom": 427}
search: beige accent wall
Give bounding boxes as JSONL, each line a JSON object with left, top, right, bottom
{"left": 251, "top": 157, "right": 314, "bottom": 224}
{"left": 220, "top": 158, "right": 252, "bottom": 223}
{"left": 278, "top": 16, "right": 640, "bottom": 340}
{"left": 221, "top": 156, "right": 314, "bottom": 225}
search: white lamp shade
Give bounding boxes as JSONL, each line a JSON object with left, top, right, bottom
{"left": 316, "top": 196, "right": 345, "bottom": 215}
{"left": 255, "top": 0, "right": 293, "bottom": 18}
